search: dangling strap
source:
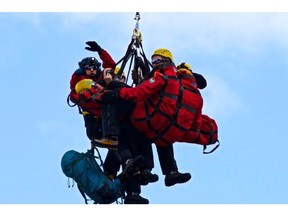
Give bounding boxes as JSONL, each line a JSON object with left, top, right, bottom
{"left": 77, "top": 184, "right": 89, "bottom": 204}
{"left": 66, "top": 94, "right": 78, "bottom": 107}
{"left": 67, "top": 178, "right": 75, "bottom": 188}
{"left": 92, "top": 146, "right": 104, "bottom": 167}
{"left": 203, "top": 139, "right": 220, "bottom": 154}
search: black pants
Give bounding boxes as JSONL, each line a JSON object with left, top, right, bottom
{"left": 101, "top": 96, "right": 180, "bottom": 177}
{"left": 156, "top": 145, "right": 178, "bottom": 175}
{"left": 84, "top": 113, "right": 142, "bottom": 195}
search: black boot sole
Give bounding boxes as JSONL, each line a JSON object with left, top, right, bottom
{"left": 165, "top": 174, "right": 192, "bottom": 187}
{"left": 117, "top": 155, "right": 144, "bottom": 181}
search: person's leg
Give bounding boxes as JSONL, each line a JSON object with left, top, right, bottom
{"left": 120, "top": 118, "right": 159, "bottom": 186}
{"left": 156, "top": 145, "right": 178, "bottom": 175}
{"left": 156, "top": 145, "right": 191, "bottom": 187}
{"left": 123, "top": 175, "right": 148, "bottom": 204}
{"left": 139, "top": 142, "right": 159, "bottom": 185}
{"left": 84, "top": 114, "right": 101, "bottom": 140}
{"left": 117, "top": 118, "right": 149, "bottom": 204}
{"left": 103, "top": 150, "right": 121, "bottom": 180}
{"left": 101, "top": 103, "right": 120, "bottom": 138}
{"left": 93, "top": 103, "right": 119, "bottom": 149}
{"left": 94, "top": 97, "right": 136, "bottom": 148}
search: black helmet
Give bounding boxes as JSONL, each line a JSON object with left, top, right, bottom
{"left": 78, "top": 57, "right": 101, "bottom": 68}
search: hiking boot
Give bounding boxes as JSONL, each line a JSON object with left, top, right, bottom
{"left": 164, "top": 171, "right": 191, "bottom": 187}
{"left": 117, "top": 155, "right": 143, "bottom": 181}
{"left": 92, "top": 136, "right": 118, "bottom": 151}
{"left": 124, "top": 193, "right": 149, "bottom": 204}
{"left": 140, "top": 170, "right": 159, "bottom": 186}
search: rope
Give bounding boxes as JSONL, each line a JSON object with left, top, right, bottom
{"left": 115, "top": 12, "right": 151, "bottom": 87}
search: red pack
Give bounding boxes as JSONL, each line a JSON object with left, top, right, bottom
{"left": 196, "top": 114, "right": 220, "bottom": 154}
{"left": 198, "top": 114, "right": 218, "bottom": 144}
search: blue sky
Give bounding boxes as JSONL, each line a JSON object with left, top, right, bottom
{"left": 1, "top": 1, "right": 288, "bottom": 215}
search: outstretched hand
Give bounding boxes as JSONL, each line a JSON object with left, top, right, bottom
{"left": 85, "top": 41, "right": 102, "bottom": 52}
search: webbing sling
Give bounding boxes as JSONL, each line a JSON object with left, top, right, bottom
{"left": 114, "top": 13, "right": 151, "bottom": 86}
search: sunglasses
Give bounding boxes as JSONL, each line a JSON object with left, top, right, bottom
{"left": 152, "top": 59, "right": 164, "bottom": 65}
{"left": 84, "top": 65, "right": 97, "bottom": 70}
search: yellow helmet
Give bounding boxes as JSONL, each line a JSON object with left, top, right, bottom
{"left": 151, "top": 48, "right": 173, "bottom": 62}
{"left": 176, "top": 63, "right": 193, "bottom": 75}
{"left": 75, "top": 79, "right": 93, "bottom": 94}
{"left": 114, "top": 67, "right": 126, "bottom": 80}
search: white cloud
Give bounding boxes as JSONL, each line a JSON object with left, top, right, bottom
{"left": 139, "top": 13, "right": 288, "bottom": 56}
{"left": 201, "top": 74, "right": 245, "bottom": 118}
{"left": 11, "top": 12, "right": 288, "bottom": 57}
{"left": 0, "top": 13, "right": 42, "bottom": 28}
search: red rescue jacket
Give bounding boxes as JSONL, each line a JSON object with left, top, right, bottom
{"left": 119, "top": 64, "right": 197, "bottom": 146}
{"left": 69, "top": 49, "right": 115, "bottom": 118}
{"left": 177, "top": 72, "right": 203, "bottom": 130}
{"left": 119, "top": 64, "right": 179, "bottom": 145}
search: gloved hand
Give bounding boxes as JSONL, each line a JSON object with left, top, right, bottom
{"left": 101, "top": 89, "right": 119, "bottom": 104}
{"left": 85, "top": 41, "right": 102, "bottom": 52}
{"left": 79, "top": 88, "right": 98, "bottom": 101}
{"left": 135, "top": 56, "right": 150, "bottom": 78}
{"left": 91, "top": 81, "right": 104, "bottom": 91}
{"left": 131, "top": 69, "right": 139, "bottom": 83}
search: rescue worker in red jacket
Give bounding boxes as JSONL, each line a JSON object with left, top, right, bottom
{"left": 69, "top": 41, "right": 117, "bottom": 144}
{"left": 102, "top": 48, "right": 198, "bottom": 186}
{"left": 129, "top": 58, "right": 193, "bottom": 187}
{"left": 175, "top": 62, "right": 204, "bottom": 132}
{"left": 100, "top": 68, "right": 159, "bottom": 187}
{"left": 175, "top": 63, "right": 220, "bottom": 153}
{"left": 148, "top": 61, "right": 206, "bottom": 186}
{"left": 69, "top": 41, "right": 152, "bottom": 204}
{"left": 174, "top": 62, "right": 206, "bottom": 144}
{"left": 103, "top": 48, "right": 201, "bottom": 146}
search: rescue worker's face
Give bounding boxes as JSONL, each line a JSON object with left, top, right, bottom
{"left": 152, "top": 55, "right": 164, "bottom": 66}
{"left": 84, "top": 65, "right": 97, "bottom": 77}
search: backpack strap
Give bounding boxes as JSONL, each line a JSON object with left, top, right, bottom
{"left": 203, "top": 139, "right": 220, "bottom": 154}
{"left": 76, "top": 148, "right": 104, "bottom": 204}
{"left": 77, "top": 184, "right": 89, "bottom": 204}
{"left": 66, "top": 94, "right": 78, "bottom": 107}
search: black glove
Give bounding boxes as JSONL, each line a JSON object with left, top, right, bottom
{"left": 108, "top": 80, "right": 128, "bottom": 89}
{"left": 135, "top": 56, "right": 150, "bottom": 78}
{"left": 85, "top": 41, "right": 102, "bottom": 52}
{"left": 101, "top": 89, "right": 119, "bottom": 104}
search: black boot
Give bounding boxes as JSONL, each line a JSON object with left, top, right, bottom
{"left": 124, "top": 192, "right": 149, "bottom": 204}
{"left": 140, "top": 169, "right": 159, "bottom": 186}
{"left": 164, "top": 171, "right": 191, "bottom": 187}
{"left": 117, "top": 155, "right": 143, "bottom": 181}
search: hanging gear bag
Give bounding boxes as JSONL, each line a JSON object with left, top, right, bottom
{"left": 61, "top": 149, "right": 124, "bottom": 204}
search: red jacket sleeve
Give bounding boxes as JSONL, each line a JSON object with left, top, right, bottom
{"left": 70, "top": 88, "right": 99, "bottom": 103}
{"left": 70, "top": 72, "right": 85, "bottom": 91}
{"left": 99, "top": 49, "right": 116, "bottom": 69}
{"left": 119, "top": 75, "right": 165, "bottom": 100}
{"left": 69, "top": 90, "right": 80, "bottom": 103}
